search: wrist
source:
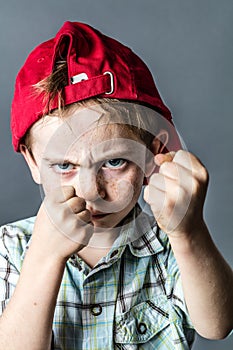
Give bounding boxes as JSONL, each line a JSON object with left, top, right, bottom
{"left": 26, "top": 240, "right": 68, "bottom": 270}
{"left": 167, "top": 219, "right": 210, "bottom": 254}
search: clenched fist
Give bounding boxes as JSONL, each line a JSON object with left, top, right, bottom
{"left": 31, "top": 186, "right": 93, "bottom": 261}
{"left": 144, "top": 150, "right": 209, "bottom": 237}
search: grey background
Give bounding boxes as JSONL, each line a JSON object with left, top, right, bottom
{"left": 0, "top": 0, "right": 232, "bottom": 349}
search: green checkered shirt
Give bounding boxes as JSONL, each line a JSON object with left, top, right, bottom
{"left": 0, "top": 208, "right": 194, "bottom": 349}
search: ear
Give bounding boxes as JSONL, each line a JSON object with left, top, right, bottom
{"left": 144, "top": 130, "right": 169, "bottom": 179}
{"left": 150, "top": 129, "right": 169, "bottom": 155}
{"left": 19, "top": 145, "right": 41, "bottom": 184}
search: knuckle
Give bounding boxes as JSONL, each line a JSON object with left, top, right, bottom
{"left": 72, "top": 198, "right": 86, "bottom": 213}
{"left": 193, "top": 166, "right": 209, "bottom": 188}
{"left": 77, "top": 209, "right": 91, "bottom": 224}
{"left": 192, "top": 177, "right": 200, "bottom": 192}
{"left": 149, "top": 173, "right": 159, "bottom": 184}
{"left": 177, "top": 149, "right": 185, "bottom": 156}
{"left": 159, "top": 161, "right": 172, "bottom": 173}
{"left": 62, "top": 185, "right": 75, "bottom": 198}
{"left": 199, "top": 166, "right": 209, "bottom": 183}
{"left": 174, "top": 149, "right": 185, "bottom": 160}
{"left": 160, "top": 162, "right": 178, "bottom": 178}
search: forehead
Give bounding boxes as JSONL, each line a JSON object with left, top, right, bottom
{"left": 30, "top": 106, "right": 143, "bottom": 158}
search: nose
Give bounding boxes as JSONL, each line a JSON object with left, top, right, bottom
{"left": 74, "top": 167, "right": 106, "bottom": 202}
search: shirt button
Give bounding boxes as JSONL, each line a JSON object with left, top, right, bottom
{"left": 90, "top": 304, "right": 102, "bottom": 316}
{"left": 110, "top": 250, "right": 118, "bottom": 259}
{"left": 137, "top": 322, "right": 147, "bottom": 334}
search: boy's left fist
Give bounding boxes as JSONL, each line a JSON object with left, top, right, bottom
{"left": 144, "top": 150, "right": 209, "bottom": 237}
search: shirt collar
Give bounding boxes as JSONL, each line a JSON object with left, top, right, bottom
{"left": 20, "top": 217, "right": 35, "bottom": 260}
{"left": 110, "top": 204, "right": 164, "bottom": 258}
{"left": 21, "top": 207, "right": 165, "bottom": 265}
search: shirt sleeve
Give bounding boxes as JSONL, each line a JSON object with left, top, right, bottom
{"left": 0, "top": 224, "right": 27, "bottom": 314}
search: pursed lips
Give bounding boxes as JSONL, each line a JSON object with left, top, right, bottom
{"left": 89, "top": 210, "right": 110, "bottom": 219}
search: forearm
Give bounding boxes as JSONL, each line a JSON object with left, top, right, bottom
{"left": 169, "top": 222, "right": 233, "bottom": 339}
{"left": 0, "top": 243, "right": 66, "bottom": 350}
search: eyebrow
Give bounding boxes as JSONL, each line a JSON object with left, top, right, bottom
{"left": 42, "top": 142, "right": 146, "bottom": 165}
{"left": 92, "top": 146, "right": 139, "bottom": 160}
{"left": 42, "top": 150, "right": 133, "bottom": 165}
{"left": 42, "top": 157, "right": 79, "bottom": 164}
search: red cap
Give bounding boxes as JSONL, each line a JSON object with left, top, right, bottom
{"left": 11, "top": 21, "right": 181, "bottom": 152}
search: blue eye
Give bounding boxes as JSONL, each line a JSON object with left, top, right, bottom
{"left": 52, "top": 163, "right": 75, "bottom": 173}
{"left": 103, "top": 159, "right": 126, "bottom": 169}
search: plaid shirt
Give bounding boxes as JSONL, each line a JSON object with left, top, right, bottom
{"left": 0, "top": 208, "right": 195, "bottom": 350}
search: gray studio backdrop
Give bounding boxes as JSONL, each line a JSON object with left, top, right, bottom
{"left": 0, "top": 1, "right": 232, "bottom": 349}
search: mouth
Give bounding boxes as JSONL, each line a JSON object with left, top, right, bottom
{"left": 90, "top": 211, "right": 110, "bottom": 220}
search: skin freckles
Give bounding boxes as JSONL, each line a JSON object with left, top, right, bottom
{"left": 16, "top": 105, "right": 233, "bottom": 338}
{"left": 22, "top": 107, "right": 148, "bottom": 232}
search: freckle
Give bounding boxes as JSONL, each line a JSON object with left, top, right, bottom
{"left": 110, "top": 182, "right": 117, "bottom": 191}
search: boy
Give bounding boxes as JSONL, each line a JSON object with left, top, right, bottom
{"left": 0, "top": 21, "right": 232, "bottom": 350}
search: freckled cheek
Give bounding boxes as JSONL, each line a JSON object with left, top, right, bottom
{"left": 129, "top": 171, "right": 145, "bottom": 199}
{"left": 102, "top": 169, "right": 144, "bottom": 201}
{"left": 97, "top": 175, "right": 118, "bottom": 200}
{"left": 106, "top": 180, "right": 118, "bottom": 198}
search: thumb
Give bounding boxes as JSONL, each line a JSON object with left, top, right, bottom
{"left": 154, "top": 151, "right": 176, "bottom": 166}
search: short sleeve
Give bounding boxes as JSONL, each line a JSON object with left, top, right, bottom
{"left": 0, "top": 229, "right": 20, "bottom": 313}
{"left": 0, "top": 249, "right": 19, "bottom": 313}
{"left": 0, "top": 219, "right": 34, "bottom": 314}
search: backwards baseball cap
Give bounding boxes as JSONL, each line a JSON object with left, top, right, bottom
{"left": 11, "top": 21, "right": 181, "bottom": 152}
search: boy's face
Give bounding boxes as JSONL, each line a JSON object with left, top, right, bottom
{"left": 23, "top": 107, "right": 159, "bottom": 229}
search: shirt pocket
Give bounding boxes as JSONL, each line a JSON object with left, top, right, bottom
{"left": 114, "top": 296, "right": 170, "bottom": 344}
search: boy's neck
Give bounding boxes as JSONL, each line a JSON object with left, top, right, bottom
{"left": 77, "top": 207, "right": 139, "bottom": 268}
{"left": 87, "top": 227, "right": 121, "bottom": 248}
{"left": 77, "top": 227, "right": 120, "bottom": 268}
{"left": 77, "top": 245, "right": 112, "bottom": 268}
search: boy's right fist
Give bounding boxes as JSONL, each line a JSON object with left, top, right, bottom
{"left": 31, "top": 186, "right": 93, "bottom": 261}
